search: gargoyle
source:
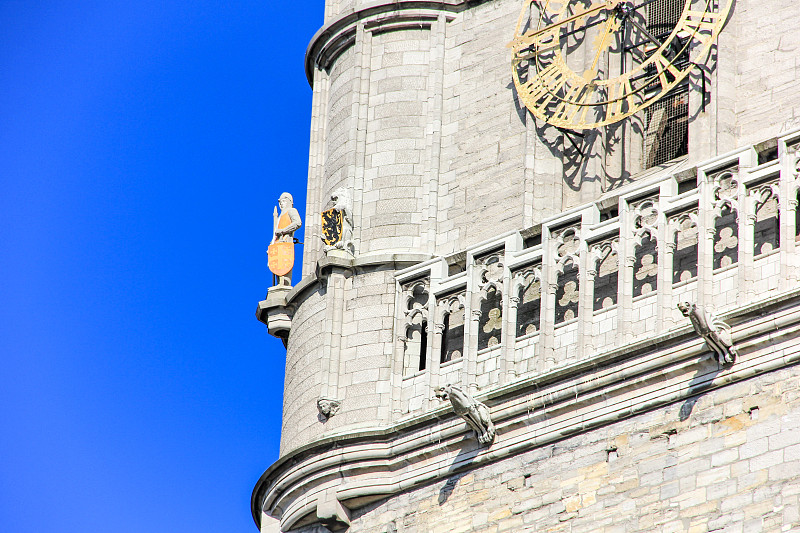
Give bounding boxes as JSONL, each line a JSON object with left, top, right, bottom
{"left": 677, "top": 302, "right": 738, "bottom": 365}
{"left": 434, "top": 385, "right": 495, "bottom": 445}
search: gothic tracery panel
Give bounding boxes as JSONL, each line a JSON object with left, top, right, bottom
{"left": 631, "top": 199, "right": 659, "bottom": 297}
{"left": 401, "top": 280, "right": 429, "bottom": 374}
{"left": 592, "top": 241, "right": 618, "bottom": 311}
{"left": 672, "top": 213, "right": 698, "bottom": 283}
{"left": 711, "top": 169, "right": 739, "bottom": 269}
{"left": 514, "top": 266, "right": 541, "bottom": 337}
{"left": 633, "top": 232, "right": 658, "bottom": 297}
{"left": 439, "top": 293, "right": 465, "bottom": 364}
{"left": 476, "top": 253, "right": 504, "bottom": 351}
{"left": 751, "top": 182, "right": 780, "bottom": 256}
{"left": 554, "top": 228, "right": 580, "bottom": 324}
{"left": 713, "top": 206, "right": 738, "bottom": 269}
{"left": 555, "top": 261, "right": 579, "bottom": 323}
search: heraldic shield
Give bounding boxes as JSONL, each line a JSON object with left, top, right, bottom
{"left": 321, "top": 209, "right": 343, "bottom": 247}
{"left": 268, "top": 242, "right": 294, "bottom": 277}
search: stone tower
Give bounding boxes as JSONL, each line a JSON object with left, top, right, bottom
{"left": 254, "top": 0, "right": 800, "bottom": 531}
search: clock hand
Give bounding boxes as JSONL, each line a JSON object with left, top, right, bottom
{"left": 507, "top": 0, "right": 619, "bottom": 50}
{"left": 589, "top": 12, "right": 622, "bottom": 72}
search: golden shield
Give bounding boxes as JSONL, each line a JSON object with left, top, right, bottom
{"left": 268, "top": 242, "right": 294, "bottom": 277}
{"left": 321, "top": 209, "right": 343, "bottom": 247}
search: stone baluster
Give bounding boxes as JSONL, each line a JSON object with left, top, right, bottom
{"left": 655, "top": 202, "right": 668, "bottom": 335}
{"left": 742, "top": 191, "right": 758, "bottom": 304}
{"left": 618, "top": 217, "right": 636, "bottom": 346}
{"left": 422, "top": 288, "right": 436, "bottom": 412}
{"left": 540, "top": 233, "right": 556, "bottom": 372}
{"left": 575, "top": 234, "right": 591, "bottom": 360}
{"left": 618, "top": 201, "right": 635, "bottom": 346}
{"left": 505, "top": 295, "right": 521, "bottom": 378}
{"left": 462, "top": 260, "right": 477, "bottom": 394}
{"left": 429, "top": 320, "right": 445, "bottom": 391}
{"left": 581, "top": 262, "right": 598, "bottom": 358}
{"left": 390, "top": 333, "right": 407, "bottom": 419}
{"left": 468, "top": 308, "right": 482, "bottom": 395}
{"left": 320, "top": 271, "right": 346, "bottom": 420}
{"left": 698, "top": 170, "right": 715, "bottom": 309}
{"left": 736, "top": 179, "right": 751, "bottom": 307}
{"left": 662, "top": 223, "right": 678, "bottom": 331}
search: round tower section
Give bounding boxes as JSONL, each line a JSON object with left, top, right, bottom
{"left": 302, "top": 3, "right": 463, "bottom": 272}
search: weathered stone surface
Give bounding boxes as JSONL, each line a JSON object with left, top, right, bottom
{"left": 284, "top": 366, "right": 800, "bottom": 532}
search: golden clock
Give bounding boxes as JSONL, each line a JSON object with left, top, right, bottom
{"left": 509, "top": 0, "right": 732, "bottom": 130}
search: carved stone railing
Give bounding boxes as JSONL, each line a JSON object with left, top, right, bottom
{"left": 391, "top": 129, "right": 800, "bottom": 419}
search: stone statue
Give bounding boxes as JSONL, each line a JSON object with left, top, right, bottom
{"left": 677, "top": 302, "right": 738, "bottom": 365}
{"left": 268, "top": 192, "right": 302, "bottom": 286}
{"left": 321, "top": 188, "right": 354, "bottom": 255}
{"left": 434, "top": 385, "right": 495, "bottom": 445}
{"left": 272, "top": 192, "right": 302, "bottom": 244}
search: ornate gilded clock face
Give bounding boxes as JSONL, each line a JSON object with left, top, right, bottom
{"left": 510, "top": 0, "right": 732, "bottom": 130}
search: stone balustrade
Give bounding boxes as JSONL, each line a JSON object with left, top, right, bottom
{"left": 392, "top": 129, "right": 800, "bottom": 419}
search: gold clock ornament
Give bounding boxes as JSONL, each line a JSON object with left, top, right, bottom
{"left": 509, "top": 0, "right": 732, "bottom": 130}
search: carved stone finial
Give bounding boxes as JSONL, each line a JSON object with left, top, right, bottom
{"left": 317, "top": 397, "right": 341, "bottom": 419}
{"left": 677, "top": 302, "right": 738, "bottom": 365}
{"left": 434, "top": 385, "right": 495, "bottom": 445}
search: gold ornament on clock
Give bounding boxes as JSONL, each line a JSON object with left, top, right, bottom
{"left": 509, "top": 0, "right": 732, "bottom": 130}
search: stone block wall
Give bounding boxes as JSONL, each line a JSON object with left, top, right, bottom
{"left": 361, "top": 28, "right": 431, "bottom": 254}
{"left": 731, "top": 0, "right": 800, "bottom": 147}
{"left": 288, "top": 365, "right": 800, "bottom": 533}
{"left": 281, "top": 287, "right": 327, "bottom": 456}
{"left": 436, "top": 1, "right": 529, "bottom": 253}
{"left": 279, "top": 267, "right": 399, "bottom": 455}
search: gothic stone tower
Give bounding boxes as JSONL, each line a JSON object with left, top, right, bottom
{"left": 253, "top": 0, "right": 800, "bottom": 531}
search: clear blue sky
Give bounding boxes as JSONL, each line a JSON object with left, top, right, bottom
{"left": 0, "top": 2, "right": 319, "bottom": 532}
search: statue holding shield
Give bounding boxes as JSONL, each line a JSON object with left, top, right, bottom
{"left": 269, "top": 192, "right": 302, "bottom": 286}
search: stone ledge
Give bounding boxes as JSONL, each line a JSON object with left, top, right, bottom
{"left": 256, "top": 251, "right": 432, "bottom": 332}
{"left": 251, "top": 288, "right": 800, "bottom": 531}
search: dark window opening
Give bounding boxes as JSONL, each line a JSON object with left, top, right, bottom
{"left": 677, "top": 177, "right": 697, "bottom": 195}
{"left": 440, "top": 314, "right": 450, "bottom": 364}
{"left": 593, "top": 247, "right": 619, "bottom": 310}
{"left": 523, "top": 233, "right": 542, "bottom": 249}
{"left": 516, "top": 277, "right": 541, "bottom": 336}
{"left": 600, "top": 208, "right": 619, "bottom": 222}
{"left": 635, "top": 0, "right": 689, "bottom": 169}
{"left": 754, "top": 195, "right": 780, "bottom": 256}
{"left": 418, "top": 321, "right": 428, "bottom": 371}
{"left": 796, "top": 191, "right": 800, "bottom": 240}
{"left": 644, "top": 88, "right": 689, "bottom": 168}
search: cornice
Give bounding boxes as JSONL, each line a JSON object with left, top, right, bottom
{"left": 304, "top": 0, "right": 483, "bottom": 85}
{"left": 252, "top": 287, "right": 800, "bottom": 530}
{"left": 256, "top": 252, "right": 432, "bottom": 327}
